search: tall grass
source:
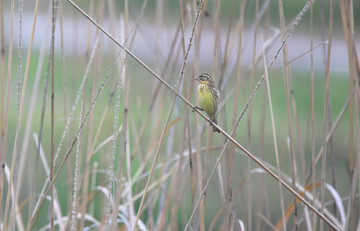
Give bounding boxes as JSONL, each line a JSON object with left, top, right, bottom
{"left": 0, "top": 0, "right": 359, "bottom": 230}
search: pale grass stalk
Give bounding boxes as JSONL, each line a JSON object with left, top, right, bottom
{"left": 89, "top": 162, "right": 98, "bottom": 216}
{"left": 180, "top": 52, "right": 195, "bottom": 217}
{"left": 0, "top": 0, "right": 4, "bottom": 222}
{"left": 224, "top": 0, "right": 245, "bottom": 228}
{"left": 0, "top": 0, "right": 4, "bottom": 145}
{"left": 0, "top": 0, "right": 14, "bottom": 222}
{"left": 310, "top": 1, "right": 317, "bottom": 229}
{"left": 80, "top": 1, "right": 106, "bottom": 229}
{"left": 29, "top": 52, "right": 52, "bottom": 229}
{"left": 356, "top": 83, "right": 360, "bottom": 231}
{"left": 260, "top": 32, "right": 286, "bottom": 231}
{"left": 290, "top": 86, "right": 306, "bottom": 179}
{"left": 70, "top": 100, "right": 84, "bottom": 231}
{"left": 105, "top": 49, "right": 125, "bottom": 230}
{"left": 115, "top": 55, "right": 132, "bottom": 231}
{"left": 337, "top": 3, "right": 358, "bottom": 226}
{"left": 124, "top": 124, "right": 135, "bottom": 229}
{"left": 190, "top": 10, "right": 204, "bottom": 231}
{"left": 252, "top": 1, "right": 265, "bottom": 229}
{"left": 243, "top": 0, "right": 254, "bottom": 229}
{"left": 3, "top": 0, "right": 23, "bottom": 228}
{"left": 200, "top": 128, "right": 212, "bottom": 231}
{"left": 194, "top": 115, "right": 203, "bottom": 228}
{"left": 85, "top": 0, "right": 94, "bottom": 61}
{"left": 258, "top": 85, "right": 271, "bottom": 229}
{"left": 340, "top": 2, "right": 359, "bottom": 229}
{"left": 16, "top": 0, "right": 41, "bottom": 196}
{"left": 81, "top": 11, "right": 102, "bottom": 231}
{"left": 104, "top": 15, "right": 140, "bottom": 228}
{"left": 50, "top": 0, "right": 57, "bottom": 229}
{"left": 277, "top": 0, "right": 298, "bottom": 228}
{"left": 106, "top": 0, "right": 116, "bottom": 36}
{"left": 339, "top": 0, "right": 356, "bottom": 174}
{"left": 211, "top": 0, "right": 221, "bottom": 76}
{"left": 0, "top": 5, "right": 4, "bottom": 215}
{"left": 57, "top": 2, "right": 71, "bottom": 227}
{"left": 320, "top": 2, "right": 333, "bottom": 230}
{"left": 346, "top": 96, "right": 360, "bottom": 230}
{"left": 191, "top": 3, "right": 203, "bottom": 227}
{"left": 23, "top": 4, "right": 53, "bottom": 226}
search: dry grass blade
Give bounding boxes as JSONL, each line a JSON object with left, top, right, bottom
{"left": 320, "top": 2, "right": 333, "bottom": 230}
{"left": 3, "top": 0, "right": 24, "bottom": 228}
{"left": 0, "top": 0, "right": 14, "bottom": 223}
{"left": 260, "top": 31, "right": 287, "bottom": 231}
{"left": 50, "top": 0, "right": 57, "bottom": 229}
{"left": 15, "top": 0, "right": 40, "bottom": 196}
{"left": 309, "top": 1, "right": 317, "bottom": 229}
{"left": 277, "top": 0, "right": 298, "bottom": 228}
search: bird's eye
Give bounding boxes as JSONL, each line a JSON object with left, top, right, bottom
{"left": 202, "top": 74, "right": 209, "bottom": 80}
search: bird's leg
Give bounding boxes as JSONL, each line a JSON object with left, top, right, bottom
{"left": 192, "top": 106, "right": 204, "bottom": 112}
{"left": 209, "top": 115, "right": 215, "bottom": 126}
{"left": 210, "top": 114, "right": 220, "bottom": 133}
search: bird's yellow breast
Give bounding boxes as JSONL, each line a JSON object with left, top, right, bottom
{"left": 197, "top": 83, "right": 216, "bottom": 117}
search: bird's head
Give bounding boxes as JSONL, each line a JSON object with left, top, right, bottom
{"left": 194, "top": 73, "right": 212, "bottom": 84}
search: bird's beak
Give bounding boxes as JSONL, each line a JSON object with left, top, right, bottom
{"left": 194, "top": 76, "right": 200, "bottom": 81}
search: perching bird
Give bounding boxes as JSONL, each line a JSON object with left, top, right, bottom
{"left": 194, "top": 73, "right": 220, "bottom": 133}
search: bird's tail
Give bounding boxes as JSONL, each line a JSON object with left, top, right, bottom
{"left": 212, "top": 117, "right": 220, "bottom": 133}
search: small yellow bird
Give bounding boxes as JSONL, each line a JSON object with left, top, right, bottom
{"left": 194, "top": 73, "right": 220, "bottom": 133}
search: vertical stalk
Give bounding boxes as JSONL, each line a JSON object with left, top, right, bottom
{"left": 309, "top": 1, "right": 317, "bottom": 230}
{"left": 3, "top": 0, "right": 22, "bottom": 228}
{"left": 320, "top": 0, "right": 333, "bottom": 230}
{"left": 260, "top": 32, "right": 287, "bottom": 231}
{"left": 50, "top": 0, "right": 56, "bottom": 229}
{"left": 277, "top": 0, "right": 297, "bottom": 228}
{"left": 0, "top": 0, "right": 10, "bottom": 222}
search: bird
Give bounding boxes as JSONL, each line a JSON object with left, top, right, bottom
{"left": 194, "top": 73, "right": 220, "bottom": 133}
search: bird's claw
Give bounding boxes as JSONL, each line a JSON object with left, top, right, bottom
{"left": 192, "top": 106, "right": 204, "bottom": 112}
